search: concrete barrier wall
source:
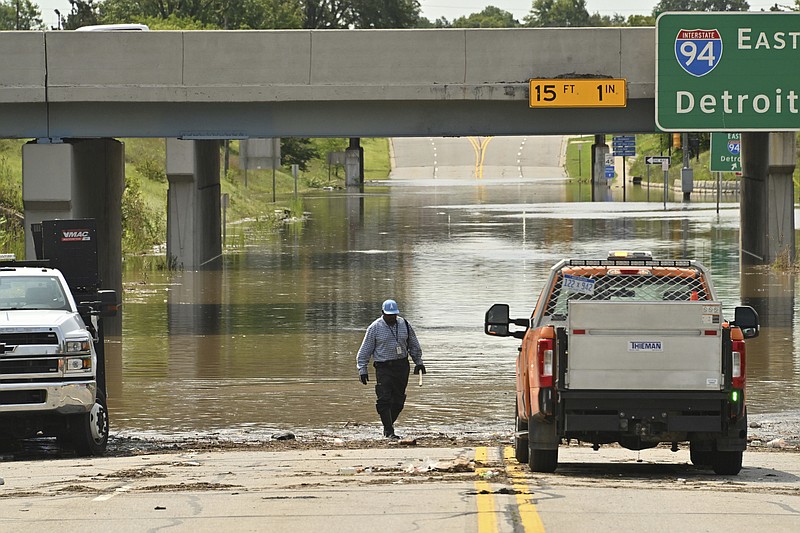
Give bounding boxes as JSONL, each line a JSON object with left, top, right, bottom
{"left": 0, "top": 32, "right": 46, "bottom": 102}
{"left": 33, "top": 28, "right": 654, "bottom": 103}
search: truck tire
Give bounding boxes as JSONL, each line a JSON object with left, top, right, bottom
{"left": 711, "top": 450, "right": 742, "bottom": 475}
{"left": 515, "top": 401, "right": 529, "bottom": 464}
{"left": 689, "top": 442, "right": 712, "bottom": 467}
{"left": 70, "top": 390, "right": 109, "bottom": 456}
{"left": 529, "top": 448, "right": 558, "bottom": 473}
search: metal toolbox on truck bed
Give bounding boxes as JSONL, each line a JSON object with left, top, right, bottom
{"left": 566, "top": 301, "right": 723, "bottom": 391}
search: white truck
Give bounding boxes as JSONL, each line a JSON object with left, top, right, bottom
{"left": 0, "top": 220, "right": 117, "bottom": 455}
{"left": 485, "top": 251, "right": 759, "bottom": 475}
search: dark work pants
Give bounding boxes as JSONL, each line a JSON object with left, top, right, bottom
{"left": 374, "top": 359, "right": 410, "bottom": 435}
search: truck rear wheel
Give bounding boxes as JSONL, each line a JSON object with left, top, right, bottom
{"left": 529, "top": 448, "right": 558, "bottom": 473}
{"left": 514, "top": 402, "right": 529, "bottom": 464}
{"left": 70, "top": 390, "right": 109, "bottom": 456}
{"left": 711, "top": 450, "right": 742, "bottom": 475}
{"left": 690, "top": 442, "right": 712, "bottom": 466}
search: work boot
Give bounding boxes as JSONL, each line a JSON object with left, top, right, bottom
{"left": 379, "top": 410, "right": 395, "bottom": 439}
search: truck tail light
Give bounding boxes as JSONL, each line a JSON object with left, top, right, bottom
{"left": 731, "top": 340, "right": 746, "bottom": 390}
{"left": 538, "top": 338, "right": 554, "bottom": 388}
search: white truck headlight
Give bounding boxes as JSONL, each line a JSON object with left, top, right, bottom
{"left": 66, "top": 340, "right": 91, "bottom": 353}
{"left": 63, "top": 357, "right": 92, "bottom": 372}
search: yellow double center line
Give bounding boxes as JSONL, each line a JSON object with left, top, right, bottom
{"left": 475, "top": 446, "right": 545, "bottom": 532}
{"left": 468, "top": 136, "right": 493, "bottom": 179}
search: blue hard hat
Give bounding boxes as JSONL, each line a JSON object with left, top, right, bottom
{"left": 382, "top": 299, "right": 399, "bottom": 315}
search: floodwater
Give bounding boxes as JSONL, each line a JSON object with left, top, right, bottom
{"left": 108, "top": 143, "right": 800, "bottom": 441}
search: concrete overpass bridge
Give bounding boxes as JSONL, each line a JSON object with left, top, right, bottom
{"left": 0, "top": 28, "right": 794, "bottom": 300}
{"left": 1, "top": 28, "right": 655, "bottom": 139}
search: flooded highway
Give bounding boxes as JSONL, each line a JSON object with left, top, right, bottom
{"left": 109, "top": 137, "right": 800, "bottom": 441}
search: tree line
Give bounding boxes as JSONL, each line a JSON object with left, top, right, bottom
{"left": 2, "top": 0, "right": 797, "bottom": 31}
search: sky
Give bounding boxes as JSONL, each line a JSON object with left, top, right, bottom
{"left": 33, "top": 0, "right": 790, "bottom": 29}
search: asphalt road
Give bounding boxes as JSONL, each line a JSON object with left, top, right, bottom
{"left": 1, "top": 444, "right": 798, "bottom": 532}
{"left": 389, "top": 136, "right": 567, "bottom": 181}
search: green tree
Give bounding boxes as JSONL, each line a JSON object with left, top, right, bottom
{"left": 302, "top": 0, "right": 421, "bottom": 29}
{"left": 281, "top": 138, "right": 319, "bottom": 172}
{"left": 626, "top": 14, "right": 656, "bottom": 26}
{"left": 525, "top": 0, "right": 591, "bottom": 28}
{"left": 587, "top": 12, "right": 625, "bottom": 26}
{"left": 302, "top": 0, "right": 348, "bottom": 28}
{"left": 652, "top": 0, "right": 749, "bottom": 14}
{"left": 224, "top": 0, "right": 303, "bottom": 29}
{"left": 415, "top": 16, "right": 450, "bottom": 28}
{"left": 451, "top": 6, "right": 520, "bottom": 28}
{"left": 99, "top": 0, "right": 303, "bottom": 29}
{"left": 62, "top": 0, "right": 100, "bottom": 29}
{"left": 349, "top": 0, "right": 420, "bottom": 28}
{"left": 100, "top": 0, "right": 419, "bottom": 29}
{"left": 135, "top": 13, "right": 213, "bottom": 29}
{"left": 0, "top": 0, "right": 43, "bottom": 29}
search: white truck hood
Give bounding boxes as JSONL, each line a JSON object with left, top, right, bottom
{"left": 0, "top": 310, "right": 88, "bottom": 334}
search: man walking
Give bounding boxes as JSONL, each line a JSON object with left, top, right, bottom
{"left": 357, "top": 299, "right": 426, "bottom": 439}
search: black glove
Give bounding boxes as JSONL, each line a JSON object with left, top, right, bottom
{"left": 359, "top": 373, "right": 369, "bottom": 385}
{"left": 413, "top": 364, "right": 426, "bottom": 375}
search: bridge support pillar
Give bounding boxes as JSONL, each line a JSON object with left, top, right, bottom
{"left": 22, "top": 139, "right": 124, "bottom": 334}
{"left": 345, "top": 137, "right": 364, "bottom": 188}
{"left": 166, "top": 139, "right": 222, "bottom": 270}
{"left": 740, "top": 132, "right": 796, "bottom": 265}
{"left": 591, "top": 135, "right": 610, "bottom": 201}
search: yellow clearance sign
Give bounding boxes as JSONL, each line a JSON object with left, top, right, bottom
{"left": 529, "top": 79, "right": 627, "bottom": 108}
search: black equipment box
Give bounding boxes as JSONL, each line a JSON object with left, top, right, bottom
{"left": 31, "top": 219, "right": 99, "bottom": 292}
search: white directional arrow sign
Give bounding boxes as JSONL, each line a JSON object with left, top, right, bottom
{"left": 645, "top": 156, "right": 670, "bottom": 171}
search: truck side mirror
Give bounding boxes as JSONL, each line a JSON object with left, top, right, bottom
{"left": 485, "top": 303, "right": 529, "bottom": 338}
{"left": 732, "top": 306, "right": 759, "bottom": 339}
{"left": 98, "top": 290, "right": 119, "bottom": 318}
{"left": 485, "top": 303, "right": 511, "bottom": 336}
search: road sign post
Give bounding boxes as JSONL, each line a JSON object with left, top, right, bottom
{"left": 612, "top": 136, "right": 636, "bottom": 202}
{"left": 645, "top": 156, "right": 671, "bottom": 209}
{"left": 656, "top": 13, "right": 800, "bottom": 131}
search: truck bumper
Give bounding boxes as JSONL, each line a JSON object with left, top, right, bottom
{"left": 0, "top": 381, "right": 95, "bottom": 414}
{"left": 560, "top": 390, "right": 738, "bottom": 434}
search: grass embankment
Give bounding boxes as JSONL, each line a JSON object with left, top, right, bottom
{"left": 0, "top": 138, "right": 391, "bottom": 259}
{"left": 0, "top": 140, "right": 25, "bottom": 258}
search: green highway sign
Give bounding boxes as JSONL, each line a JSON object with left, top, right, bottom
{"left": 656, "top": 13, "right": 800, "bottom": 131}
{"left": 710, "top": 133, "right": 741, "bottom": 172}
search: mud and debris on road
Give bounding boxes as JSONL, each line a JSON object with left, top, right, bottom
{"left": 0, "top": 410, "right": 798, "bottom": 462}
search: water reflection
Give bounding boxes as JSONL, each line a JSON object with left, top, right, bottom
{"left": 111, "top": 177, "right": 799, "bottom": 438}
{"left": 741, "top": 266, "right": 799, "bottom": 412}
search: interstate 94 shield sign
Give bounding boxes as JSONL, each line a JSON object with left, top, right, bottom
{"left": 674, "top": 28, "right": 723, "bottom": 77}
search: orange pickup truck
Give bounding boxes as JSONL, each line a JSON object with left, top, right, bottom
{"left": 485, "top": 251, "right": 759, "bottom": 475}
